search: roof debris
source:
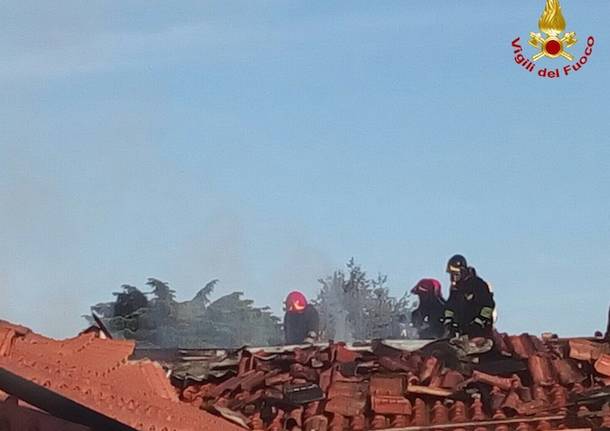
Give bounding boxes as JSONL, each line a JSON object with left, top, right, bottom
{"left": 0, "top": 319, "right": 608, "bottom": 430}
{"left": 168, "top": 333, "right": 610, "bottom": 430}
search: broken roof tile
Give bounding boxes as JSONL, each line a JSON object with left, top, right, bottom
{"left": 569, "top": 339, "right": 606, "bottom": 362}
{"left": 528, "top": 354, "right": 556, "bottom": 387}
{"left": 594, "top": 354, "right": 610, "bottom": 377}
{"left": 371, "top": 394, "right": 411, "bottom": 415}
{"left": 508, "top": 334, "right": 539, "bottom": 359}
{"left": 369, "top": 375, "right": 404, "bottom": 396}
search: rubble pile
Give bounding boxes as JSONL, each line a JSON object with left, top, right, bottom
{"left": 173, "top": 334, "right": 610, "bottom": 431}
{"left": 1, "top": 317, "right": 609, "bottom": 431}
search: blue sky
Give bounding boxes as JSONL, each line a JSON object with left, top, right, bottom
{"left": 1, "top": 1, "right": 609, "bottom": 338}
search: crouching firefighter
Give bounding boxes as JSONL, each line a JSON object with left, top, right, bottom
{"left": 283, "top": 291, "right": 320, "bottom": 344}
{"left": 443, "top": 255, "right": 495, "bottom": 338}
{"left": 410, "top": 279, "right": 446, "bottom": 339}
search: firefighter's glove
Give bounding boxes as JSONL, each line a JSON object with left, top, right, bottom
{"left": 442, "top": 312, "right": 459, "bottom": 338}
{"left": 304, "top": 331, "right": 317, "bottom": 344}
{"left": 473, "top": 307, "right": 494, "bottom": 328}
{"left": 443, "top": 311, "right": 458, "bottom": 328}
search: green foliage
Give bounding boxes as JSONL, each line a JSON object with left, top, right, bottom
{"left": 93, "top": 279, "right": 282, "bottom": 348}
{"left": 315, "top": 258, "right": 405, "bottom": 342}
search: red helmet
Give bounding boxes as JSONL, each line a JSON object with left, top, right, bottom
{"left": 286, "top": 291, "right": 308, "bottom": 313}
{"left": 411, "top": 279, "right": 442, "bottom": 297}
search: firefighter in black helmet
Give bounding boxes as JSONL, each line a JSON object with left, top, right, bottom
{"left": 443, "top": 255, "right": 495, "bottom": 338}
{"left": 606, "top": 308, "right": 610, "bottom": 341}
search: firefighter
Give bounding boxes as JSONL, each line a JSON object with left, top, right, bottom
{"left": 283, "top": 291, "right": 320, "bottom": 345}
{"left": 410, "top": 279, "right": 446, "bottom": 339}
{"left": 443, "top": 255, "right": 495, "bottom": 338}
{"left": 605, "top": 304, "right": 610, "bottom": 341}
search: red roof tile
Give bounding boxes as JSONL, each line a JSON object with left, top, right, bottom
{"left": 0, "top": 321, "right": 244, "bottom": 431}
{"left": 0, "top": 395, "right": 91, "bottom": 431}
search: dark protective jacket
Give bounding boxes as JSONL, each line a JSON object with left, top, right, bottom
{"left": 605, "top": 305, "right": 610, "bottom": 340}
{"left": 284, "top": 304, "right": 320, "bottom": 344}
{"left": 412, "top": 294, "right": 446, "bottom": 339}
{"left": 445, "top": 273, "right": 495, "bottom": 337}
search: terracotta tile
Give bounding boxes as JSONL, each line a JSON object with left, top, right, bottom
{"left": 431, "top": 400, "right": 449, "bottom": 425}
{"left": 332, "top": 343, "right": 361, "bottom": 364}
{"left": 371, "top": 414, "right": 387, "bottom": 429}
{"left": 0, "top": 320, "right": 31, "bottom": 336}
{"left": 528, "top": 354, "right": 556, "bottom": 386}
{"left": 419, "top": 356, "right": 441, "bottom": 384}
{"left": 391, "top": 414, "right": 409, "bottom": 428}
{"left": 594, "top": 353, "right": 610, "bottom": 377}
{"left": 351, "top": 414, "right": 366, "bottom": 430}
{"left": 294, "top": 347, "right": 318, "bottom": 365}
{"left": 493, "top": 332, "right": 512, "bottom": 356}
{"left": 550, "top": 384, "right": 568, "bottom": 410}
{"left": 0, "top": 322, "right": 245, "bottom": 431}
{"left": 412, "top": 398, "right": 428, "bottom": 426}
{"left": 490, "top": 386, "right": 506, "bottom": 411}
{"left": 1, "top": 319, "right": 600, "bottom": 431}
{"left": 304, "top": 414, "right": 328, "bottom": 431}
{"left": 471, "top": 397, "right": 486, "bottom": 421}
{"left": 0, "top": 328, "right": 16, "bottom": 357}
{"left": 601, "top": 403, "right": 610, "bottom": 429}
{"left": 549, "top": 360, "right": 577, "bottom": 387}
{"left": 516, "top": 399, "right": 545, "bottom": 416}
{"left": 508, "top": 334, "right": 538, "bottom": 359}
{"left": 369, "top": 375, "right": 404, "bottom": 396}
{"left": 329, "top": 413, "right": 347, "bottom": 431}
{"left": 371, "top": 395, "right": 411, "bottom": 415}
{"left": 327, "top": 381, "right": 367, "bottom": 400}
{"left": 450, "top": 400, "right": 468, "bottom": 423}
{"left": 379, "top": 356, "right": 412, "bottom": 373}
{"left": 472, "top": 371, "right": 513, "bottom": 391}
{"left": 290, "top": 364, "right": 318, "bottom": 382}
{"left": 325, "top": 395, "right": 366, "bottom": 417}
{"left": 569, "top": 339, "right": 605, "bottom": 362}
{"left": 441, "top": 370, "right": 465, "bottom": 391}
{"left": 240, "top": 370, "right": 268, "bottom": 392}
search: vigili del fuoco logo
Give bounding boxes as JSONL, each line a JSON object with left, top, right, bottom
{"left": 511, "top": 0, "right": 595, "bottom": 79}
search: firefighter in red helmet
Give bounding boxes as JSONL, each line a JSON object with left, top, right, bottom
{"left": 283, "top": 291, "right": 320, "bottom": 344}
{"left": 410, "top": 279, "right": 446, "bottom": 339}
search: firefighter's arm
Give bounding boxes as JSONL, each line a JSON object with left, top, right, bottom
{"left": 411, "top": 309, "right": 423, "bottom": 327}
{"left": 283, "top": 313, "right": 289, "bottom": 341}
{"left": 471, "top": 281, "right": 495, "bottom": 327}
{"left": 442, "top": 290, "right": 457, "bottom": 324}
{"left": 442, "top": 308, "right": 459, "bottom": 338}
{"left": 310, "top": 307, "right": 320, "bottom": 334}
{"left": 442, "top": 292, "right": 459, "bottom": 336}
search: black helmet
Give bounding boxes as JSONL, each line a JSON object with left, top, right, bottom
{"left": 446, "top": 254, "right": 469, "bottom": 284}
{"left": 446, "top": 254, "right": 467, "bottom": 273}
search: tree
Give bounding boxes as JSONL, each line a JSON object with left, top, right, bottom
{"left": 146, "top": 278, "right": 175, "bottom": 302}
{"left": 315, "top": 259, "right": 405, "bottom": 342}
{"left": 193, "top": 279, "right": 219, "bottom": 307}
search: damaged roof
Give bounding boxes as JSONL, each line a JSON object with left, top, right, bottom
{"left": 0, "top": 318, "right": 609, "bottom": 431}
{"left": 171, "top": 333, "right": 610, "bottom": 430}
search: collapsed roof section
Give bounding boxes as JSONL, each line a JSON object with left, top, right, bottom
{"left": 170, "top": 333, "right": 610, "bottom": 430}
{"left": 0, "top": 318, "right": 609, "bottom": 430}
